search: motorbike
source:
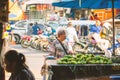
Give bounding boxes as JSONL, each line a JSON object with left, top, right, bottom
{"left": 73, "top": 37, "right": 104, "bottom": 54}
{"left": 40, "top": 35, "right": 56, "bottom": 52}
{"left": 20, "top": 35, "right": 41, "bottom": 50}
{"left": 20, "top": 35, "right": 31, "bottom": 48}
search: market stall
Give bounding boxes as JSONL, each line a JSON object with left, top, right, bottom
{"left": 50, "top": 63, "right": 120, "bottom": 80}
{"left": 44, "top": 54, "right": 120, "bottom": 80}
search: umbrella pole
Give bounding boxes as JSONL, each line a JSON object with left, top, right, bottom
{"left": 112, "top": 0, "right": 115, "bottom": 56}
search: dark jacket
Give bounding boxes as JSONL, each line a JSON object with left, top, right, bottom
{"left": 0, "top": 66, "right": 5, "bottom": 80}
{"left": 9, "top": 67, "right": 35, "bottom": 80}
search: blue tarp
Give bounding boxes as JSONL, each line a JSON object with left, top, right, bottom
{"left": 52, "top": 0, "right": 120, "bottom": 9}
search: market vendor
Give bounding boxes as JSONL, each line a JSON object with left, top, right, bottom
{"left": 48, "top": 27, "right": 69, "bottom": 58}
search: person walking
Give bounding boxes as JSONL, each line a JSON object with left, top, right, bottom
{"left": 66, "top": 22, "right": 79, "bottom": 54}
{"left": 4, "top": 50, "right": 35, "bottom": 80}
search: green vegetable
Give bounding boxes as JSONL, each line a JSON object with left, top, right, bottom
{"left": 57, "top": 53, "right": 112, "bottom": 64}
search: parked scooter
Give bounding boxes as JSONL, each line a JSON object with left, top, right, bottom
{"left": 73, "top": 37, "right": 104, "bottom": 54}
{"left": 20, "top": 35, "right": 41, "bottom": 49}
{"left": 20, "top": 35, "right": 31, "bottom": 48}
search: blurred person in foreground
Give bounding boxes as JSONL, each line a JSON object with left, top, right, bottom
{"left": 0, "top": 65, "right": 5, "bottom": 80}
{"left": 0, "top": 23, "right": 5, "bottom": 80}
{"left": 4, "top": 50, "right": 35, "bottom": 80}
{"left": 48, "top": 27, "right": 70, "bottom": 58}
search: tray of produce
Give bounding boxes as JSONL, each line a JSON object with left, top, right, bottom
{"left": 49, "top": 54, "right": 120, "bottom": 79}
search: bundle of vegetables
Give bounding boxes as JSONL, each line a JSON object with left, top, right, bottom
{"left": 57, "top": 54, "right": 112, "bottom": 64}
{"left": 112, "top": 56, "right": 120, "bottom": 63}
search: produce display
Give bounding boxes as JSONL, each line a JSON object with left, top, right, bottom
{"left": 111, "top": 56, "right": 120, "bottom": 63}
{"left": 57, "top": 53, "right": 112, "bottom": 64}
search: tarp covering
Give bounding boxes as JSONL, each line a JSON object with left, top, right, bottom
{"left": 52, "top": 0, "right": 120, "bottom": 9}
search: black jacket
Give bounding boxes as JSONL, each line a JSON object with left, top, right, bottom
{"left": 9, "top": 67, "right": 35, "bottom": 80}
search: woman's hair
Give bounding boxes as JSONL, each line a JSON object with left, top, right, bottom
{"left": 56, "top": 27, "right": 66, "bottom": 37}
{"left": 4, "top": 50, "right": 27, "bottom": 69}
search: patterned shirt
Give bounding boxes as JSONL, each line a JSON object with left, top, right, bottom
{"left": 48, "top": 39, "right": 68, "bottom": 58}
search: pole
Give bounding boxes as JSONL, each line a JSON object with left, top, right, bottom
{"left": 79, "top": 0, "right": 81, "bottom": 7}
{"left": 112, "top": 0, "right": 115, "bottom": 56}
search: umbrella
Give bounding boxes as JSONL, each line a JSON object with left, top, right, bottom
{"left": 52, "top": 0, "right": 120, "bottom": 55}
{"left": 52, "top": 0, "right": 120, "bottom": 9}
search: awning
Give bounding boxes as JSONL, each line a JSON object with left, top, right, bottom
{"left": 52, "top": 0, "right": 120, "bottom": 9}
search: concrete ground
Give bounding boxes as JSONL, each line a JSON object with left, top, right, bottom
{"left": 5, "top": 44, "right": 47, "bottom": 80}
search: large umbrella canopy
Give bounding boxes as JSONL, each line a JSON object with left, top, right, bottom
{"left": 52, "top": 0, "right": 120, "bottom": 9}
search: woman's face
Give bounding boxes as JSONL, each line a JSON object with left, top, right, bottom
{"left": 60, "top": 33, "right": 66, "bottom": 41}
{"left": 4, "top": 59, "right": 16, "bottom": 72}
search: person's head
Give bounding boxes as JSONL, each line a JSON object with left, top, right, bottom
{"left": 75, "top": 17, "right": 79, "bottom": 20}
{"left": 67, "top": 22, "right": 72, "bottom": 27}
{"left": 91, "top": 12, "right": 94, "bottom": 15}
{"left": 4, "top": 50, "right": 26, "bottom": 73}
{"left": 68, "top": 17, "right": 73, "bottom": 21}
{"left": 94, "top": 14, "right": 98, "bottom": 17}
{"left": 30, "top": 23, "right": 33, "bottom": 26}
{"left": 56, "top": 27, "right": 66, "bottom": 41}
{"left": 34, "top": 22, "right": 38, "bottom": 25}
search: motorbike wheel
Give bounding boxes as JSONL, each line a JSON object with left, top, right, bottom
{"left": 33, "top": 40, "right": 41, "bottom": 50}
{"left": 35, "top": 43, "right": 41, "bottom": 50}
{"left": 20, "top": 39, "right": 29, "bottom": 48}
{"left": 30, "top": 41, "right": 36, "bottom": 49}
{"left": 14, "top": 34, "right": 21, "bottom": 44}
{"left": 73, "top": 43, "right": 82, "bottom": 53}
{"left": 41, "top": 44, "right": 49, "bottom": 52}
{"left": 43, "top": 43, "right": 52, "bottom": 52}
